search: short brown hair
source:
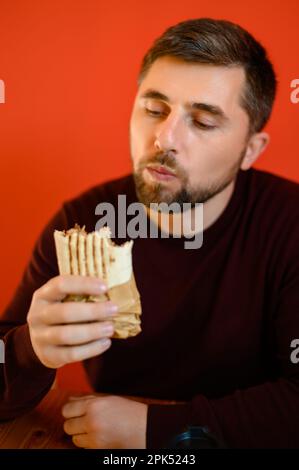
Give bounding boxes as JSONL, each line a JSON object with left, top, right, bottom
{"left": 138, "top": 18, "right": 277, "bottom": 134}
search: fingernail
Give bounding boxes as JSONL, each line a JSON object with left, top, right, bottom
{"left": 98, "top": 282, "right": 108, "bottom": 293}
{"left": 102, "top": 323, "right": 114, "bottom": 335}
{"left": 106, "top": 303, "right": 118, "bottom": 315}
{"left": 101, "top": 338, "right": 111, "bottom": 348}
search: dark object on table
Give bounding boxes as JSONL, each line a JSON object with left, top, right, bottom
{"left": 169, "top": 425, "right": 226, "bottom": 449}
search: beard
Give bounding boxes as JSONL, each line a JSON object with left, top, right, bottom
{"left": 132, "top": 148, "right": 246, "bottom": 208}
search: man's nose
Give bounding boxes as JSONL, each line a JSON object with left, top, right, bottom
{"left": 154, "top": 113, "right": 184, "bottom": 154}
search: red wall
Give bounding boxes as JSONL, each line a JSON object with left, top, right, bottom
{"left": 1, "top": 0, "right": 298, "bottom": 389}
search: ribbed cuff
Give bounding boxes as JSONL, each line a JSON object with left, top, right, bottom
{"left": 146, "top": 403, "right": 191, "bottom": 449}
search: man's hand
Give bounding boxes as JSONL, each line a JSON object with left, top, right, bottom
{"left": 27, "top": 275, "right": 118, "bottom": 368}
{"left": 62, "top": 395, "right": 148, "bottom": 449}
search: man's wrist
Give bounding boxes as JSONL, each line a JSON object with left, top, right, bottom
{"left": 146, "top": 403, "right": 190, "bottom": 449}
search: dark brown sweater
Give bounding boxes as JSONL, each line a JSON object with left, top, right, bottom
{"left": 1, "top": 168, "right": 299, "bottom": 448}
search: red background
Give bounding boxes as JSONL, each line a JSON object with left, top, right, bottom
{"left": 0, "top": 0, "right": 298, "bottom": 389}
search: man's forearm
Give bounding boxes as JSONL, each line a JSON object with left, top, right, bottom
{"left": 0, "top": 323, "right": 55, "bottom": 420}
{"left": 146, "top": 377, "right": 299, "bottom": 448}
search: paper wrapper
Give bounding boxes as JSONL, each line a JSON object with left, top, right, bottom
{"left": 54, "top": 225, "right": 141, "bottom": 339}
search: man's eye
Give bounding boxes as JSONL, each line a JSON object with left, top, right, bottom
{"left": 145, "top": 108, "right": 164, "bottom": 117}
{"left": 193, "top": 120, "right": 216, "bottom": 130}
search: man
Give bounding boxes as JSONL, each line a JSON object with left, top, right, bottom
{"left": 0, "top": 18, "right": 298, "bottom": 449}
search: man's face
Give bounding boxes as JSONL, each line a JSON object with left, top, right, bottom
{"left": 129, "top": 56, "right": 250, "bottom": 206}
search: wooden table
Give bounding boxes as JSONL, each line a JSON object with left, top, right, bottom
{"left": 0, "top": 389, "right": 181, "bottom": 449}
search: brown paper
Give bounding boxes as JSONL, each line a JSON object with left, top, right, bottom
{"left": 63, "top": 274, "right": 141, "bottom": 339}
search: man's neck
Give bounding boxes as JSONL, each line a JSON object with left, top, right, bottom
{"left": 202, "top": 178, "right": 236, "bottom": 231}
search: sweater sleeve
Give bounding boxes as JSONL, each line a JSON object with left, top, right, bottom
{"left": 146, "top": 218, "right": 299, "bottom": 449}
{"left": 0, "top": 204, "right": 71, "bottom": 420}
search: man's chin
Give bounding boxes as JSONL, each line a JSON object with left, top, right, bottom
{"left": 134, "top": 177, "right": 180, "bottom": 206}
{"left": 137, "top": 191, "right": 177, "bottom": 207}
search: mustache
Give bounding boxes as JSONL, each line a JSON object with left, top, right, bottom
{"left": 139, "top": 152, "right": 179, "bottom": 172}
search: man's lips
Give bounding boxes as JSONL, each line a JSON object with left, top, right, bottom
{"left": 145, "top": 165, "right": 177, "bottom": 181}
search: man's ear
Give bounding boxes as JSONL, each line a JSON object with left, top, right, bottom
{"left": 240, "top": 132, "right": 270, "bottom": 170}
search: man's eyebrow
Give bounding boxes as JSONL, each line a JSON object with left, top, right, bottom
{"left": 140, "top": 89, "right": 170, "bottom": 102}
{"left": 140, "top": 89, "right": 229, "bottom": 122}
{"left": 191, "top": 102, "right": 229, "bottom": 122}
